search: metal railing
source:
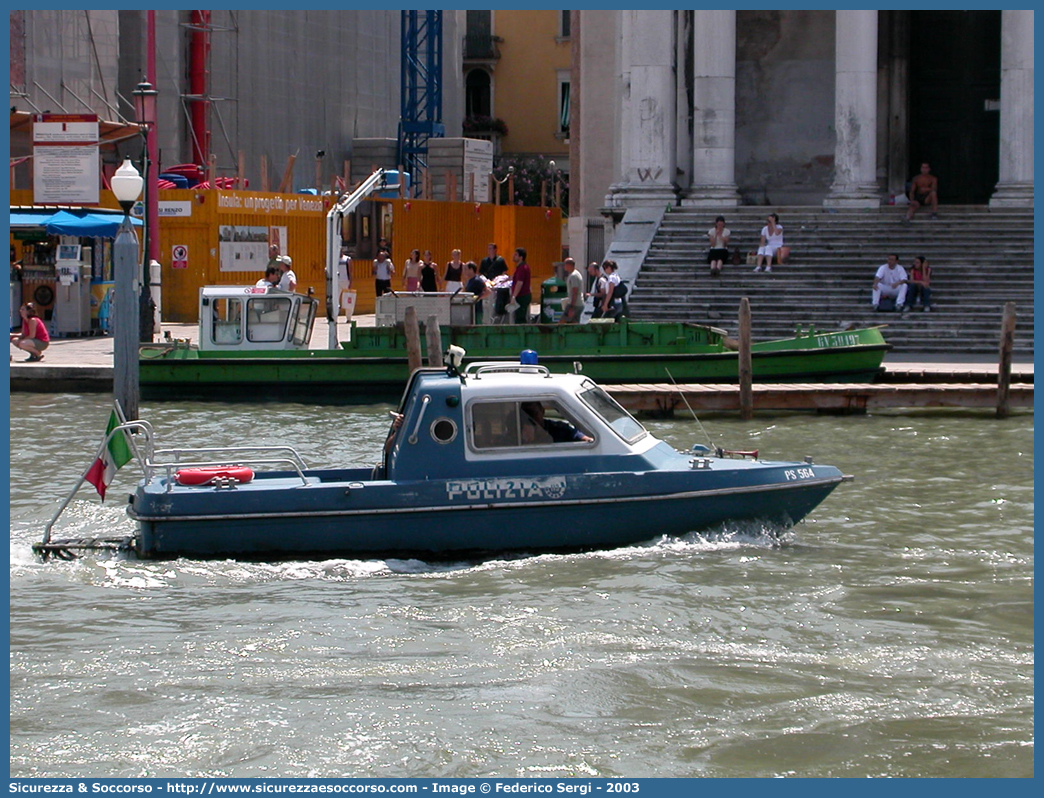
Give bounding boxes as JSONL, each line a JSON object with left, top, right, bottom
{"left": 40, "top": 422, "right": 312, "bottom": 548}
{"left": 463, "top": 34, "right": 501, "bottom": 60}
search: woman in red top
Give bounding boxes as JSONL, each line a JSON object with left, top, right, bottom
{"left": 907, "top": 256, "right": 933, "bottom": 312}
{"left": 11, "top": 302, "right": 50, "bottom": 361}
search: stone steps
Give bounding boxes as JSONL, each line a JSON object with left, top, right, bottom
{"left": 625, "top": 205, "right": 1033, "bottom": 355}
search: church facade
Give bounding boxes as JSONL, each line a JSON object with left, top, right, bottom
{"left": 569, "top": 9, "right": 1033, "bottom": 262}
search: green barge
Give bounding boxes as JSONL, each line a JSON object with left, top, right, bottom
{"left": 140, "top": 288, "right": 889, "bottom": 403}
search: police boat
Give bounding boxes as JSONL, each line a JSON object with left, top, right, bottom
{"left": 42, "top": 348, "right": 850, "bottom": 560}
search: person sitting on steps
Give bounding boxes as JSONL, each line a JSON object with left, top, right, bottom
{"left": 904, "top": 162, "right": 939, "bottom": 222}
{"left": 706, "top": 216, "right": 730, "bottom": 277}
{"left": 871, "top": 253, "right": 908, "bottom": 312}
{"left": 754, "top": 213, "right": 784, "bottom": 273}
{"left": 906, "top": 255, "right": 933, "bottom": 312}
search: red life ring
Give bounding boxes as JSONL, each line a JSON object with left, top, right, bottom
{"left": 175, "top": 465, "right": 255, "bottom": 486}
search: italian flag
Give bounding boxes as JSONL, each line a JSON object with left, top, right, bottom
{"left": 84, "top": 409, "right": 133, "bottom": 501}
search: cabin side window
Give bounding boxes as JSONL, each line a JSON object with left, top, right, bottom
{"left": 246, "top": 296, "right": 292, "bottom": 342}
{"left": 471, "top": 402, "right": 520, "bottom": 449}
{"left": 469, "top": 400, "right": 592, "bottom": 450}
{"left": 210, "top": 298, "right": 243, "bottom": 345}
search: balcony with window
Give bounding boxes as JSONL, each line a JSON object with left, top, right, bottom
{"left": 464, "top": 34, "right": 502, "bottom": 64}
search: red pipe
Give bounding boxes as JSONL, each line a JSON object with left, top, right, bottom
{"left": 189, "top": 10, "right": 210, "bottom": 168}
{"left": 146, "top": 10, "right": 159, "bottom": 265}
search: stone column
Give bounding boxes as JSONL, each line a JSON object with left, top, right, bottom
{"left": 605, "top": 9, "right": 678, "bottom": 207}
{"left": 684, "top": 9, "right": 740, "bottom": 207}
{"left": 990, "top": 10, "right": 1034, "bottom": 208}
{"left": 824, "top": 10, "right": 880, "bottom": 208}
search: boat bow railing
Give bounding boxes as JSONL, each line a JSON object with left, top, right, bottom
{"left": 39, "top": 427, "right": 312, "bottom": 555}
{"left": 40, "top": 419, "right": 156, "bottom": 550}
{"left": 148, "top": 445, "right": 311, "bottom": 491}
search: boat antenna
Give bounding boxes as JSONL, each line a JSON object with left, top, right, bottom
{"left": 664, "top": 367, "right": 716, "bottom": 450}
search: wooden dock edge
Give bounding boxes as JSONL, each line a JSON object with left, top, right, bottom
{"left": 605, "top": 382, "right": 1034, "bottom": 416}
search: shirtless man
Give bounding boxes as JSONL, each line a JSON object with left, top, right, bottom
{"left": 905, "top": 162, "right": 939, "bottom": 221}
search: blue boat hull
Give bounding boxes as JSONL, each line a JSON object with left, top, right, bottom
{"left": 130, "top": 464, "right": 843, "bottom": 559}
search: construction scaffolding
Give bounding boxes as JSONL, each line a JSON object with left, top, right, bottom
{"left": 398, "top": 10, "right": 444, "bottom": 193}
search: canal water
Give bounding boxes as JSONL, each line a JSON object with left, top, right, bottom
{"left": 9, "top": 394, "right": 1033, "bottom": 778}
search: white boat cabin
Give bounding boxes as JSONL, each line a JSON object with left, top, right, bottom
{"left": 198, "top": 286, "right": 317, "bottom": 352}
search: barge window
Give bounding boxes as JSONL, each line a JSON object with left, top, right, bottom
{"left": 246, "top": 296, "right": 291, "bottom": 342}
{"left": 210, "top": 298, "right": 242, "bottom": 345}
{"left": 579, "top": 385, "right": 646, "bottom": 443}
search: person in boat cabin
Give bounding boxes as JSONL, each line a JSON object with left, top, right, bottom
{"left": 255, "top": 265, "right": 281, "bottom": 289}
{"left": 520, "top": 402, "right": 593, "bottom": 444}
{"left": 559, "top": 257, "right": 585, "bottom": 324}
{"left": 463, "top": 261, "right": 491, "bottom": 324}
{"left": 586, "top": 261, "right": 608, "bottom": 319}
{"left": 443, "top": 249, "right": 464, "bottom": 293}
{"left": 871, "top": 253, "right": 909, "bottom": 312}
{"left": 11, "top": 302, "right": 49, "bottom": 362}
{"left": 373, "top": 249, "right": 394, "bottom": 296}
{"left": 509, "top": 247, "right": 532, "bottom": 324}
{"left": 276, "top": 255, "right": 297, "bottom": 292}
{"left": 420, "top": 250, "right": 440, "bottom": 292}
{"left": 403, "top": 249, "right": 423, "bottom": 291}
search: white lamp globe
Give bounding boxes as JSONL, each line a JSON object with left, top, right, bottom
{"left": 111, "top": 158, "right": 144, "bottom": 207}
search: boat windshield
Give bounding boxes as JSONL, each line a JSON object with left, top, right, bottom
{"left": 578, "top": 384, "right": 646, "bottom": 443}
{"left": 246, "top": 296, "right": 292, "bottom": 342}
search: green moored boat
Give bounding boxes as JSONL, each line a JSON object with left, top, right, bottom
{"left": 139, "top": 288, "right": 890, "bottom": 403}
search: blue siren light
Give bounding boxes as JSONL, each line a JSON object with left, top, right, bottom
{"left": 520, "top": 349, "right": 539, "bottom": 365}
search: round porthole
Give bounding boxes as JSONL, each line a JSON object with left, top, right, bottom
{"left": 431, "top": 418, "right": 457, "bottom": 444}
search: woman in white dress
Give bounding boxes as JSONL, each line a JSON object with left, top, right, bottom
{"left": 754, "top": 213, "right": 784, "bottom": 272}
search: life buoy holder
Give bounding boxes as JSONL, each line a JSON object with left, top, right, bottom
{"left": 175, "top": 465, "right": 255, "bottom": 486}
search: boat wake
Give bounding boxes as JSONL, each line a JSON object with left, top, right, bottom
{"left": 12, "top": 514, "right": 799, "bottom": 586}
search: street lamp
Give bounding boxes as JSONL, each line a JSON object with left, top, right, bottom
{"left": 111, "top": 158, "right": 144, "bottom": 420}
{"left": 132, "top": 79, "right": 159, "bottom": 343}
{"left": 132, "top": 80, "right": 158, "bottom": 132}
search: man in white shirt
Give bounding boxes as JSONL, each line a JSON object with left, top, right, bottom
{"left": 255, "top": 265, "right": 281, "bottom": 289}
{"left": 872, "top": 254, "right": 908, "bottom": 312}
{"left": 373, "top": 249, "right": 394, "bottom": 296}
{"left": 277, "top": 255, "right": 297, "bottom": 292}
{"left": 558, "top": 258, "right": 585, "bottom": 323}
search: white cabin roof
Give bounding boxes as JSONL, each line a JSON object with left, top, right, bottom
{"left": 200, "top": 285, "right": 298, "bottom": 299}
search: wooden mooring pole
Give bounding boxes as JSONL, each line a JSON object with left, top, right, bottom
{"left": 426, "top": 315, "right": 443, "bottom": 367}
{"left": 738, "top": 298, "right": 753, "bottom": 420}
{"left": 404, "top": 307, "right": 423, "bottom": 374}
{"left": 996, "top": 302, "right": 1016, "bottom": 419}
